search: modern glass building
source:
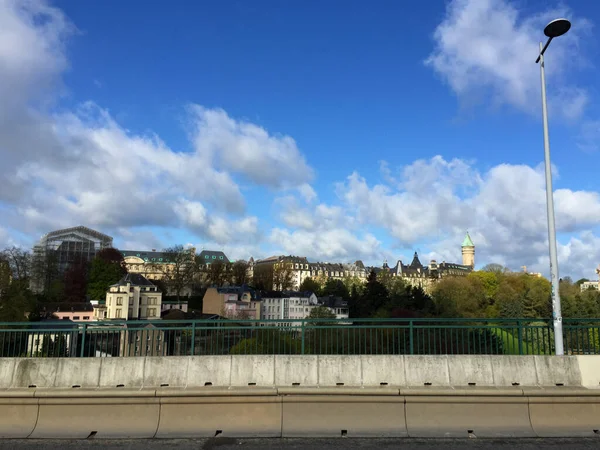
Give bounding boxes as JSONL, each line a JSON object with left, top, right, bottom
{"left": 31, "top": 226, "right": 113, "bottom": 293}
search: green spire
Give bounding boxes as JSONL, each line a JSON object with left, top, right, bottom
{"left": 461, "top": 232, "right": 474, "bottom": 248}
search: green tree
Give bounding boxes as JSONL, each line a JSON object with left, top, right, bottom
{"left": 87, "top": 248, "right": 128, "bottom": 301}
{"left": 432, "top": 276, "right": 484, "bottom": 318}
{"left": 308, "top": 306, "right": 336, "bottom": 320}
{"left": 322, "top": 279, "right": 349, "bottom": 299}
{"left": 352, "top": 270, "right": 388, "bottom": 318}
{"left": 299, "top": 277, "right": 322, "bottom": 295}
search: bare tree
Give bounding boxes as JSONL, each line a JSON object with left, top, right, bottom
{"left": 160, "top": 246, "right": 196, "bottom": 301}
{"left": 231, "top": 261, "right": 249, "bottom": 285}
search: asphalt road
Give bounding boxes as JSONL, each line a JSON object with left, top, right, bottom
{"left": 1, "top": 439, "right": 600, "bottom": 449}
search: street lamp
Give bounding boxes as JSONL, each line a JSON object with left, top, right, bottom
{"left": 535, "top": 18, "right": 571, "bottom": 356}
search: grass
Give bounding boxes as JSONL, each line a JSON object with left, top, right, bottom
{"left": 490, "top": 327, "right": 537, "bottom": 355}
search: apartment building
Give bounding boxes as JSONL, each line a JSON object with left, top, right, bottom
{"left": 202, "top": 285, "right": 262, "bottom": 320}
{"left": 94, "top": 273, "right": 162, "bottom": 320}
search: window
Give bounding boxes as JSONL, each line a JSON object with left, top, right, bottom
{"left": 128, "top": 308, "right": 133, "bottom": 317}
{"left": 204, "top": 255, "right": 209, "bottom": 259}
{"left": 146, "top": 345, "right": 151, "bottom": 353}
{"left": 116, "top": 297, "right": 123, "bottom": 306}
{"left": 73, "top": 316, "right": 80, "bottom": 320}
{"left": 212, "top": 255, "right": 216, "bottom": 259}
{"left": 129, "top": 298, "right": 134, "bottom": 306}
{"left": 135, "top": 346, "right": 140, "bottom": 354}
{"left": 116, "top": 309, "right": 122, "bottom": 318}
{"left": 219, "top": 256, "right": 223, "bottom": 260}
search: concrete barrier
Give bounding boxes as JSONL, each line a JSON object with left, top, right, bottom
{"left": 230, "top": 355, "right": 275, "bottom": 386}
{"left": 99, "top": 357, "right": 145, "bottom": 388}
{"left": 280, "top": 387, "right": 406, "bottom": 437}
{"left": 404, "top": 356, "right": 450, "bottom": 386}
{"left": 4, "top": 354, "right": 600, "bottom": 390}
{"left": 527, "top": 388, "right": 600, "bottom": 437}
{"left": 275, "top": 355, "right": 318, "bottom": 386}
{"left": 0, "top": 391, "right": 38, "bottom": 438}
{"left": 576, "top": 356, "right": 600, "bottom": 387}
{"left": 318, "top": 355, "right": 362, "bottom": 386}
{"left": 187, "top": 356, "right": 232, "bottom": 387}
{"left": 361, "top": 355, "right": 406, "bottom": 386}
{"left": 156, "top": 387, "right": 281, "bottom": 438}
{"left": 447, "top": 355, "right": 494, "bottom": 386}
{"left": 54, "top": 358, "right": 101, "bottom": 388}
{"left": 12, "top": 358, "right": 58, "bottom": 388}
{"left": 490, "top": 355, "right": 538, "bottom": 386}
{"left": 0, "top": 359, "right": 15, "bottom": 389}
{"left": 533, "top": 355, "right": 581, "bottom": 386}
{"left": 403, "top": 387, "right": 534, "bottom": 438}
{"left": 30, "top": 390, "right": 160, "bottom": 438}
{"left": 143, "top": 356, "right": 189, "bottom": 387}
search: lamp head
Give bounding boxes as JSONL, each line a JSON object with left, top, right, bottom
{"left": 544, "top": 19, "right": 571, "bottom": 38}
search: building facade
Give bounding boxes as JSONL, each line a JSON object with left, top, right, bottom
{"left": 95, "top": 273, "right": 162, "bottom": 320}
{"left": 202, "top": 286, "right": 262, "bottom": 320}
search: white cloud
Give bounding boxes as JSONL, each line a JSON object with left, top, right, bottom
{"left": 425, "top": 0, "right": 590, "bottom": 120}
{"left": 174, "top": 200, "right": 259, "bottom": 245}
{"left": 335, "top": 155, "right": 600, "bottom": 278}
{"left": 189, "top": 105, "right": 313, "bottom": 189}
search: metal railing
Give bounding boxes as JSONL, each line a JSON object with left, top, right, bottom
{"left": 1, "top": 318, "right": 599, "bottom": 358}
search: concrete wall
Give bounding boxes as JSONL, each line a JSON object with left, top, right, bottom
{"left": 1, "top": 354, "right": 600, "bottom": 389}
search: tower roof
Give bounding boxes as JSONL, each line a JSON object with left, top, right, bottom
{"left": 462, "top": 232, "right": 474, "bottom": 248}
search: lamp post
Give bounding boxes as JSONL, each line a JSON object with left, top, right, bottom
{"left": 536, "top": 18, "right": 571, "bottom": 356}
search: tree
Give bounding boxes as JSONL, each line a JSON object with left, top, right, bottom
{"left": 231, "top": 261, "right": 249, "bottom": 285}
{"left": 308, "top": 306, "right": 336, "bottom": 319}
{"left": 87, "top": 248, "right": 128, "bottom": 300}
{"left": 322, "top": 279, "right": 349, "bottom": 299}
{"left": 161, "top": 245, "right": 196, "bottom": 301}
{"left": 352, "top": 270, "right": 389, "bottom": 318}
{"left": 273, "top": 264, "right": 294, "bottom": 290}
{"left": 63, "top": 257, "right": 89, "bottom": 303}
{"left": 481, "top": 263, "right": 510, "bottom": 274}
{"left": 432, "top": 276, "right": 484, "bottom": 318}
{"left": 205, "top": 260, "right": 228, "bottom": 286}
{"left": 0, "top": 247, "right": 35, "bottom": 321}
{"left": 299, "top": 277, "right": 322, "bottom": 295}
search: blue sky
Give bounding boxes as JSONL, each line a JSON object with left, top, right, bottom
{"left": 1, "top": 0, "right": 600, "bottom": 280}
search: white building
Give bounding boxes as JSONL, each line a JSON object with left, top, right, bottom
{"left": 260, "top": 291, "right": 349, "bottom": 326}
{"left": 95, "top": 273, "right": 162, "bottom": 320}
{"left": 581, "top": 281, "right": 599, "bottom": 292}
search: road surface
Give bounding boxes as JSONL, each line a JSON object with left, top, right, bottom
{"left": 1, "top": 438, "right": 600, "bottom": 449}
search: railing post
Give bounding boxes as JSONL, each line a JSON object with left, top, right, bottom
{"left": 517, "top": 320, "right": 524, "bottom": 355}
{"left": 190, "top": 321, "right": 196, "bottom": 356}
{"left": 79, "top": 323, "right": 87, "bottom": 358}
{"left": 409, "top": 320, "right": 414, "bottom": 355}
{"left": 301, "top": 320, "right": 305, "bottom": 355}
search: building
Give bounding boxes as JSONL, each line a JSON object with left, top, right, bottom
{"left": 31, "top": 226, "right": 113, "bottom": 293}
{"left": 260, "top": 291, "right": 349, "bottom": 326}
{"left": 381, "top": 232, "right": 475, "bottom": 292}
{"left": 261, "top": 291, "right": 318, "bottom": 324}
{"left": 26, "top": 320, "right": 79, "bottom": 357}
{"left": 95, "top": 273, "right": 162, "bottom": 320}
{"left": 581, "top": 281, "right": 599, "bottom": 292}
{"left": 37, "top": 302, "right": 96, "bottom": 322}
{"left": 250, "top": 255, "right": 368, "bottom": 290}
{"left": 202, "top": 286, "right": 261, "bottom": 320}
{"left": 119, "top": 323, "right": 166, "bottom": 357}
{"left": 197, "top": 250, "right": 230, "bottom": 268}
{"left": 161, "top": 299, "right": 189, "bottom": 314}
{"left": 121, "top": 247, "right": 196, "bottom": 282}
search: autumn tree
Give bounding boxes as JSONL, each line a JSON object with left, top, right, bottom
{"left": 87, "top": 248, "right": 128, "bottom": 300}
{"left": 205, "top": 260, "right": 229, "bottom": 286}
{"left": 273, "top": 263, "right": 295, "bottom": 290}
{"left": 161, "top": 245, "right": 196, "bottom": 301}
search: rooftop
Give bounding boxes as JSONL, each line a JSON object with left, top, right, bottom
{"left": 110, "top": 273, "right": 156, "bottom": 288}
{"left": 462, "top": 232, "right": 475, "bottom": 248}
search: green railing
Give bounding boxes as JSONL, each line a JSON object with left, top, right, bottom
{"left": 1, "top": 318, "right": 599, "bottom": 358}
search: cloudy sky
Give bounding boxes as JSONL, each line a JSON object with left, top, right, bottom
{"left": 1, "top": 0, "right": 600, "bottom": 280}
